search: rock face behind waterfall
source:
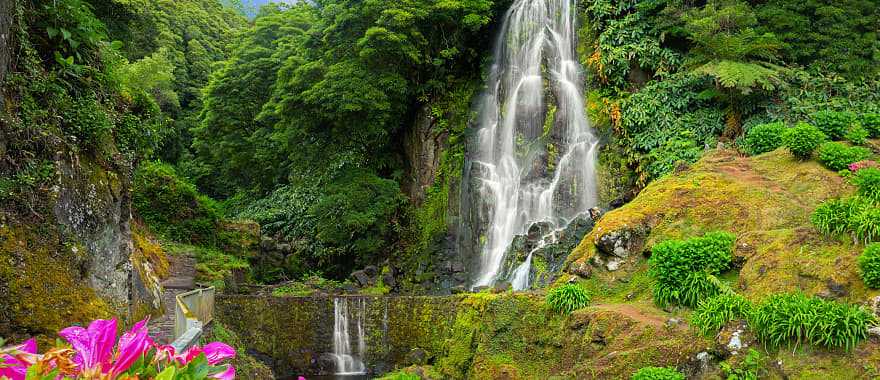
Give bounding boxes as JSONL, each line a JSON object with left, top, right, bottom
{"left": 497, "top": 216, "right": 595, "bottom": 289}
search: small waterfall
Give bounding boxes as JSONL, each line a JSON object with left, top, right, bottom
{"left": 332, "top": 297, "right": 366, "bottom": 375}
{"left": 510, "top": 229, "right": 558, "bottom": 290}
{"left": 466, "top": 0, "right": 599, "bottom": 288}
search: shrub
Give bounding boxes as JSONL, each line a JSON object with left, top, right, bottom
{"left": 740, "top": 122, "right": 785, "bottom": 155}
{"left": 692, "top": 293, "right": 754, "bottom": 336}
{"left": 782, "top": 122, "right": 826, "bottom": 160}
{"left": 649, "top": 231, "right": 736, "bottom": 307}
{"left": 852, "top": 207, "right": 880, "bottom": 244}
{"left": 859, "top": 243, "right": 880, "bottom": 288}
{"left": 846, "top": 124, "right": 869, "bottom": 145}
{"left": 811, "top": 196, "right": 871, "bottom": 236}
{"left": 852, "top": 167, "right": 880, "bottom": 202}
{"left": 546, "top": 283, "right": 591, "bottom": 314}
{"left": 750, "top": 293, "right": 875, "bottom": 350}
{"left": 861, "top": 113, "right": 880, "bottom": 138}
{"left": 816, "top": 142, "right": 872, "bottom": 171}
{"left": 133, "top": 161, "right": 222, "bottom": 244}
{"left": 812, "top": 110, "right": 855, "bottom": 140}
{"left": 631, "top": 366, "right": 685, "bottom": 380}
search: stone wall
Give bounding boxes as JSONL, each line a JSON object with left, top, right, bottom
{"left": 214, "top": 295, "right": 459, "bottom": 377}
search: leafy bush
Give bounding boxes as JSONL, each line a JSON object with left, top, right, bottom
{"left": 861, "top": 114, "right": 880, "bottom": 138}
{"left": 812, "top": 110, "right": 855, "bottom": 140}
{"left": 631, "top": 366, "right": 685, "bottom": 380}
{"left": 846, "top": 124, "right": 869, "bottom": 145}
{"left": 811, "top": 197, "right": 872, "bottom": 236}
{"left": 132, "top": 162, "right": 222, "bottom": 244}
{"left": 750, "top": 292, "right": 875, "bottom": 350}
{"left": 649, "top": 231, "right": 736, "bottom": 307}
{"left": 852, "top": 168, "right": 880, "bottom": 202}
{"left": 546, "top": 283, "right": 591, "bottom": 314}
{"left": 852, "top": 207, "right": 880, "bottom": 244}
{"left": 691, "top": 293, "right": 754, "bottom": 336}
{"left": 816, "top": 142, "right": 872, "bottom": 171}
{"left": 782, "top": 122, "right": 826, "bottom": 160}
{"left": 740, "top": 122, "right": 786, "bottom": 155}
{"left": 645, "top": 136, "right": 704, "bottom": 179}
{"left": 859, "top": 243, "right": 880, "bottom": 288}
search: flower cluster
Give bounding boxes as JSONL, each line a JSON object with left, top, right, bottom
{"left": 0, "top": 318, "right": 235, "bottom": 380}
{"left": 850, "top": 160, "right": 880, "bottom": 173}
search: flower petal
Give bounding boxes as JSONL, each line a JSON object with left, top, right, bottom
{"left": 86, "top": 318, "right": 117, "bottom": 372}
{"left": 59, "top": 326, "right": 89, "bottom": 370}
{"left": 209, "top": 365, "right": 235, "bottom": 380}
{"left": 202, "top": 342, "right": 235, "bottom": 365}
{"left": 110, "top": 318, "right": 151, "bottom": 375}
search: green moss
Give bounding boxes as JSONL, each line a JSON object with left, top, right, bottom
{"left": 0, "top": 225, "right": 112, "bottom": 341}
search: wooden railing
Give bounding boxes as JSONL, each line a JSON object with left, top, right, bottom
{"left": 171, "top": 287, "right": 215, "bottom": 352}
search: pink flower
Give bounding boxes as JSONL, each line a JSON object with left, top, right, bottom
{"left": 210, "top": 364, "right": 235, "bottom": 380}
{"left": 177, "top": 342, "right": 236, "bottom": 366}
{"left": 59, "top": 318, "right": 118, "bottom": 374}
{"left": 0, "top": 339, "right": 37, "bottom": 380}
{"left": 109, "top": 318, "right": 152, "bottom": 375}
{"left": 850, "top": 160, "right": 879, "bottom": 172}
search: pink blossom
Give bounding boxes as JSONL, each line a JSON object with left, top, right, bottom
{"left": 59, "top": 318, "right": 118, "bottom": 374}
{"left": 210, "top": 364, "right": 235, "bottom": 380}
{"left": 0, "top": 339, "right": 37, "bottom": 380}
{"left": 177, "top": 342, "right": 236, "bottom": 366}
{"left": 109, "top": 318, "right": 152, "bottom": 375}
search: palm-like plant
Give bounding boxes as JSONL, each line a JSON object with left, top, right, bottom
{"left": 683, "top": 0, "right": 785, "bottom": 137}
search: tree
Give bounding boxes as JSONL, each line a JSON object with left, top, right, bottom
{"left": 683, "top": 0, "right": 785, "bottom": 137}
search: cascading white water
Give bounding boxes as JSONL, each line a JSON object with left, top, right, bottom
{"left": 471, "top": 0, "right": 599, "bottom": 288}
{"left": 332, "top": 298, "right": 366, "bottom": 375}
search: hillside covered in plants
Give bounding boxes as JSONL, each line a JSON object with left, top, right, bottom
{"left": 1, "top": 0, "right": 880, "bottom": 378}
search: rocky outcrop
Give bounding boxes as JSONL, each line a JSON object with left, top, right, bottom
{"left": 403, "top": 105, "right": 448, "bottom": 206}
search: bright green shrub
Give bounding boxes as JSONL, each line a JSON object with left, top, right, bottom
{"left": 816, "top": 142, "right": 872, "bottom": 171}
{"left": 852, "top": 168, "right": 880, "bottom": 202}
{"left": 133, "top": 161, "right": 222, "bottom": 244}
{"left": 631, "top": 366, "right": 685, "bottom": 380}
{"left": 812, "top": 110, "right": 855, "bottom": 140}
{"left": 860, "top": 114, "right": 880, "bottom": 138}
{"left": 846, "top": 124, "right": 869, "bottom": 145}
{"left": 692, "top": 293, "right": 754, "bottom": 336}
{"left": 858, "top": 243, "right": 880, "bottom": 288}
{"left": 811, "top": 197, "right": 871, "bottom": 236}
{"left": 740, "top": 122, "right": 785, "bottom": 155}
{"left": 852, "top": 207, "right": 880, "bottom": 244}
{"left": 782, "top": 122, "right": 826, "bottom": 160}
{"left": 750, "top": 293, "right": 874, "bottom": 350}
{"left": 649, "top": 231, "right": 736, "bottom": 307}
{"left": 546, "top": 283, "right": 591, "bottom": 314}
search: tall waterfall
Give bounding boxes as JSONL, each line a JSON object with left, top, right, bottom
{"left": 468, "top": 0, "right": 599, "bottom": 288}
{"left": 332, "top": 297, "right": 366, "bottom": 375}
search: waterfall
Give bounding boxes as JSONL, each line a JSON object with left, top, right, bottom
{"left": 332, "top": 297, "right": 366, "bottom": 375}
{"left": 468, "top": 0, "right": 599, "bottom": 289}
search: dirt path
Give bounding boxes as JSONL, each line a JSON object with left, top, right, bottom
{"left": 148, "top": 252, "right": 196, "bottom": 345}
{"left": 589, "top": 303, "right": 669, "bottom": 327}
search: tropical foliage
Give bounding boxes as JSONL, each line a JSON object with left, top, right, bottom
{"left": 648, "top": 231, "right": 735, "bottom": 307}
{"left": 545, "top": 283, "right": 591, "bottom": 314}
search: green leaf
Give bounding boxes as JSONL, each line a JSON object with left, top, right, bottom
{"left": 110, "top": 40, "right": 124, "bottom": 50}
{"left": 155, "top": 366, "right": 176, "bottom": 380}
{"left": 46, "top": 27, "right": 58, "bottom": 38}
{"left": 60, "top": 28, "right": 71, "bottom": 41}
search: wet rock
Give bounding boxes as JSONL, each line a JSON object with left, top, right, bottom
{"left": 588, "top": 207, "right": 602, "bottom": 221}
{"left": 407, "top": 348, "right": 429, "bottom": 365}
{"left": 351, "top": 270, "right": 371, "bottom": 287}
{"left": 868, "top": 326, "right": 880, "bottom": 342}
{"left": 680, "top": 351, "right": 714, "bottom": 379}
{"left": 715, "top": 321, "right": 755, "bottom": 357}
{"left": 316, "top": 353, "right": 337, "bottom": 374}
{"left": 826, "top": 279, "right": 849, "bottom": 298}
{"left": 473, "top": 285, "right": 491, "bottom": 293}
{"left": 453, "top": 272, "right": 468, "bottom": 282}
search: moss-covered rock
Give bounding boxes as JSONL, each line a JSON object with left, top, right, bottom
{"left": 567, "top": 148, "right": 877, "bottom": 303}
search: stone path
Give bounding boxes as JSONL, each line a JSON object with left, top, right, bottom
{"left": 148, "top": 252, "right": 197, "bottom": 345}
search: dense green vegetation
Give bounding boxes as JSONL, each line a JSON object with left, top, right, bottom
{"left": 648, "top": 231, "right": 735, "bottom": 307}
{"left": 545, "top": 283, "right": 590, "bottom": 314}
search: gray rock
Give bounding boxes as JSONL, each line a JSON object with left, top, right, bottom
{"left": 276, "top": 243, "right": 291, "bottom": 254}
{"left": 665, "top": 317, "right": 683, "bottom": 329}
{"left": 869, "top": 326, "right": 880, "bottom": 342}
{"left": 493, "top": 281, "right": 511, "bottom": 293}
{"left": 451, "top": 261, "right": 465, "bottom": 273}
{"left": 568, "top": 261, "right": 592, "bottom": 278}
{"left": 364, "top": 265, "right": 379, "bottom": 277}
{"left": 870, "top": 296, "right": 880, "bottom": 316}
{"left": 605, "top": 258, "right": 622, "bottom": 271}
{"left": 351, "top": 270, "right": 371, "bottom": 287}
{"left": 382, "top": 272, "right": 397, "bottom": 289}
